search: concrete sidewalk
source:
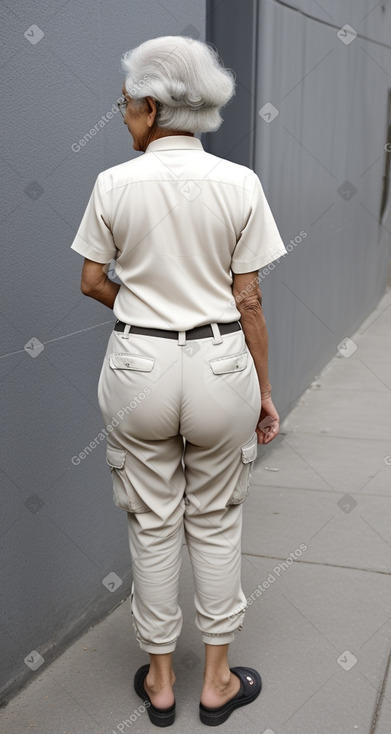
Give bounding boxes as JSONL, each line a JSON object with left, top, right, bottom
{"left": 2, "top": 288, "right": 391, "bottom": 734}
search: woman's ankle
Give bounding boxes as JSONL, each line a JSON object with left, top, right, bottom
{"left": 146, "top": 669, "right": 175, "bottom": 692}
{"left": 202, "top": 669, "right": 231, "bottom": 691}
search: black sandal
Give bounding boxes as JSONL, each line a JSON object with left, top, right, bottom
{"left": 199, "top": 666, "right": 262, "bottom": 726}
{"left": 134, "top": 663, "right": 176, "bottom": 727}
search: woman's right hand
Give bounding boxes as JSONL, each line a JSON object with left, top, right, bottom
{"left": 256, "top": 397, "right": 280, "bottom": 444}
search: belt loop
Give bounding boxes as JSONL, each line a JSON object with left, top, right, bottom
{"left": 122, "top": 323, "right": 132, "bottom": 339}
{"left": 211, "top": 323, "right": 223, "bottom": 345}
{"left": 178, "top": 330, "right": 186, "bottom": 346}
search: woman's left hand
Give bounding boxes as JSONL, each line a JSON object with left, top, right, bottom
{"left": 256, "top": 397, "right": 280, "bottom": 444}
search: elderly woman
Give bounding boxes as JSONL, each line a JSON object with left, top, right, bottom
{"left": 71, "top": 36, "right": 287, "bottom": 727}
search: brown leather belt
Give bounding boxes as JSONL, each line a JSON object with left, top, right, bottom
{"left": 113, "top": 320, "right": 241, "bottom": 340}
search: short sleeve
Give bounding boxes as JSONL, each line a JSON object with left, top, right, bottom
{"left": 70, "top": 173, "right": 117, "bottom": 263}
{"left": 231, "top": 172, "right": 287, "bottom": 274}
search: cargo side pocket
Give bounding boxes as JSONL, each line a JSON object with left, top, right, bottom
{"left": 106, "top": 444, "right": 151, "bottom": 513}
{"left": 226, "top": 432, "right": 258, "bottom": 506}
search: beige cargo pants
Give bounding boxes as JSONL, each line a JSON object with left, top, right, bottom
{"left": 97, "top": 322, "right": 261, "bottom": 654}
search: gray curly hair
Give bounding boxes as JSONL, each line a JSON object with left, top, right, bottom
{"left": 120, "top": 35, "right": 236, "bottom": 133}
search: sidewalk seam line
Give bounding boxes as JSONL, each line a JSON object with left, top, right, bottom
{"left": 242, "top": 553, "right": 391, "bottom": 575}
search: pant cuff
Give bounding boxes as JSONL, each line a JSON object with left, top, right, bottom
{"left": 137, "top": 639, "right": 177, "bottom": 654}
{"left": 201, "top": 631, "right": 236, "bottom": 645}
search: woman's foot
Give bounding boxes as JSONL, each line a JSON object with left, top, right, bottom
{"left": 144, "top": 669, "right": 176, "bottom": 710}
{"left": 200, "top": 669, "right": 241, "bottom": 709}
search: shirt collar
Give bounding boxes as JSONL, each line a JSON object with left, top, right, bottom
{"left": 145, "top": 135, "right": 204, "bottom": 153}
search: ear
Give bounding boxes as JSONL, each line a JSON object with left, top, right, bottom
{"left": 145, "top": 96, "right": 158, "bottom": 127}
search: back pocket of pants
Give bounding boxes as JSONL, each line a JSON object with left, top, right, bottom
{"left": 208, "top": 351, "right": 247, "bottom": 375}
{"left": 106, "top": 444, "right": 151, "bottom": 513}
{"left": 109, "top": 353, "right": 155, "bottom": 371}
{"left": 226, "top": 432, "right": 258, "bottom": 506}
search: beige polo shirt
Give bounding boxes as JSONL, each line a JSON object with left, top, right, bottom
{"left": 70, "top": 135, "right": 287, "bottom": 330}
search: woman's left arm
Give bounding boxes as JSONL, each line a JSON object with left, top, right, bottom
{"left": 80, "top": 258, "right": 120, "bottom": 309}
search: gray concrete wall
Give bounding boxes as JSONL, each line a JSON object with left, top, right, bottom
{"left": 205, "top": 0, "right": 391, "bottom": 417}
{"left": 0, "top": 0, "right": 206, "bottom": 702}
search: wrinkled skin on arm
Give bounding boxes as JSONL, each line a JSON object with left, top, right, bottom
{"left": 232, "top": 271, "right": 280, "bottom": 444}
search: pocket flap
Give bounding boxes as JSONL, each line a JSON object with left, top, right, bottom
{"left": 109, "top": 353, "right": 154, "bottom": 372}
{"left": 241, "top": 433, "right": 257, "bottom": 463}
{"left": 106, "top": 445, "right": 126, "bottom": 469}
{"left": 209, "top": 351, "right": 247, "bottom": 375}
